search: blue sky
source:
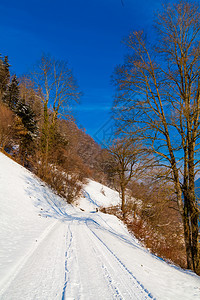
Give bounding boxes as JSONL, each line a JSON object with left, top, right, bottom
{"left": 0, "top": 0, "right": 163, "bottom": 139}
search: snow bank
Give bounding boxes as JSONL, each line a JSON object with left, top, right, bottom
{"left": 0, "top": 152, "right": 69, "bottom": 295}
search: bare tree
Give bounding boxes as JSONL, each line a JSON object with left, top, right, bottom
{"left": 108, "top": 137, "right": 141, "bottom": 217}
{"left": 113, "top": 1, "right": 200, "bottom": 273}
{"left": 19, "top": 75, "right": 43, "bottom": 121}
{"left": 32, "top": 55, "right": 81, "bottom": 172}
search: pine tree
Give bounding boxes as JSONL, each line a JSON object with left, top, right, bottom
{"left": 16, "top": 101, "right": 37, "bottom": 138}
{"left": 3, "top": 56, "right": 10, "bottom": 86}
{"left": 0, "top": 55, "right": 10, "bottom": 101}
{"left": 4, "top": 75, "right": 20, "bottom": 109}
{"left": 15, "top": 100, "right": 38, "bottom": 162}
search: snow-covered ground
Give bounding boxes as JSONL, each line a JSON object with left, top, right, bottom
{"left": 77, "top": 179, "right": 121, "bottom": 211}
{"left": 0, "top": 152, "right": 200, "bottom": 300}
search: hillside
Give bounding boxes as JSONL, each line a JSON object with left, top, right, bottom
{"left": 0, "top": 152, "right": 200, "bottom": 299}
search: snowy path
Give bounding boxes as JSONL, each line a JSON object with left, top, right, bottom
{"left": 0, "top": 152, "right": 200, "bottom": 299}
{"left": 1, "top": 206, "right": 200, "bottom": 299}
{"left": 0, "top": 211, "right": 154, "bottom": 300}
{"left": 61, "top": 217, "right": 154, "bottom": 300}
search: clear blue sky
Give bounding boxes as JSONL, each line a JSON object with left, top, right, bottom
{"left": 0, "top": 0, "right": 163, "bottom": 139}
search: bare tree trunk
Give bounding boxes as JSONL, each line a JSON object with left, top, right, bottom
{"left": 41, "top": 102, "right": 49, "bottom": 178}
{"left": 183, "top": 198, "right": 193, "bottom": 270}
{"left": 121, "top": 185, "right": 125, "bottom": 218}
{"left": 188, "top": 144, "right": 199, "bottom": 272}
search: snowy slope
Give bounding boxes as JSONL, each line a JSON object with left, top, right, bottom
{"left": 0, "top": 152, "right": 200, "bottom": 300}
{"left": 76, "top": 179, "right": 121, "bottom": 211}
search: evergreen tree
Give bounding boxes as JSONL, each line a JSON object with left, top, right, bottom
{"left": 4, "top": 75, "right": 20, "bottom": 109}
{"left": 0, "top": 55, "right": 10, "bottom": 101}
{"left": 3, "top": 56, "right": 10, "bottom": 86}
{"left": 15, "top": 100, "right": 38, "bottom": 162}
{"left": 16, "top": 101, "right": 37, "bottom": 139}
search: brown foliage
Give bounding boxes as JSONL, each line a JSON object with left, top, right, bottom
{"left": 126, "top": 217, "right": 186, "bottom": 268}
{"left": 101, "top": 178, "right": 187, "bottom": 269}
{"left": 0, "top": 103, "right": 15, "bottom": 149}
{"left": 0, "top": 102, "right": 27, "bottom": 151}
{"left": 37, "top": 164, "right": 84, "bottom": 204}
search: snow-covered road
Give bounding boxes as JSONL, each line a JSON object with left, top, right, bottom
{"left": 0, "top": 152, "right": 200, "bottom": 299}
{"left": 0, "top": 208, "right": 154, "bottom": 299}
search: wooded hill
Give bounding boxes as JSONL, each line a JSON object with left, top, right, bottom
{"left": 0, "top": 54, "right": 111, "bottom": 202}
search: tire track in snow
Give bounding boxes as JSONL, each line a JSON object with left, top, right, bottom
{"left": 78, "top": 224, "right": 124, "bottom": 299}
{"left": 62, "top": 223, "right": 73, "bottom": 300}
{"left": 61, "top": 220, "right": 83, "bottom": 300}
{"left": 101, "top": 263, "right": 123, "bottom": 299}
{"left": 96, "top": 214, "right": 139, "bottom": 248}
{"left": 86, "top": 219, "right": 156, "bottom": 300}
{"left": 83, "top": 224, "right": 134, "bottom": 299}
{"left": 82, "top": 226, "right": 123, "bottom": 299}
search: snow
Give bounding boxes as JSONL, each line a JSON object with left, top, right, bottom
{"left": 0, "top": 152, "right": 200, "bottom": 299}
{"left": 76, "top": 179, "right": 121, "bottom": 211}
